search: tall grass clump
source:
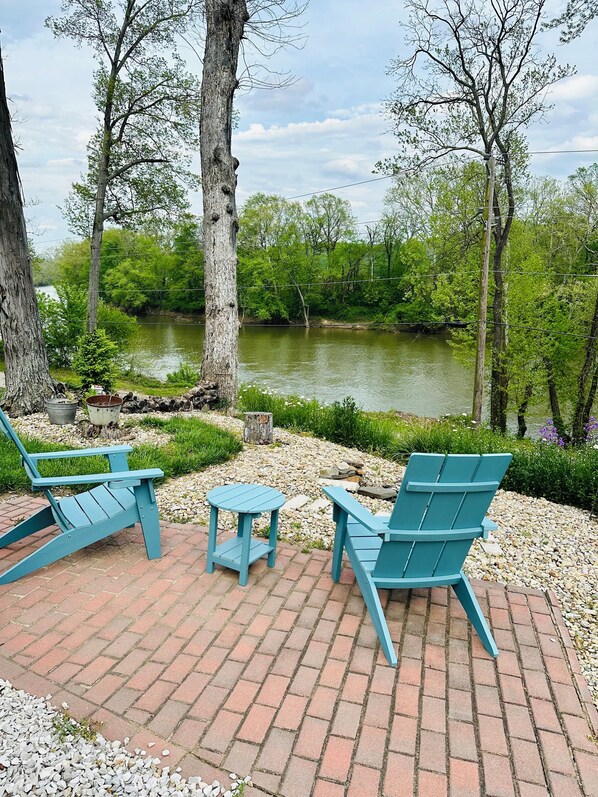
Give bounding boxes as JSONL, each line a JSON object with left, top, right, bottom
{"left": 238, "top": 385, "right": 397, "bottom": 454}
{"left": 393, "top": 414, "right": 598, "bottom": 510}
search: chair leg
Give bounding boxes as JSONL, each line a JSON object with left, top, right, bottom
{"left": 267, "top": 510, "right": 279, "bottom": 567}
{"left": 239, "top": 513, "right": 253, "bottom": 587}
{"left": 206, "top": 506, "right": 219, "bottom": 574}
{"left": 0, "top": 505, "right": 55, "bottom": 549}
{"left": 452, "top": 572, "right": 498, "bottom": 658}
{"left": 0, "top": 531, "right": 77, "bottom": 585}
{"left": 331, "top": 508, "right": 348, "bottom": 583}
{"left": 134, "top": 481, "right": 161, "bottom": 560}
{"left": 350, "top": 558, "right": 397, "bottom": 666}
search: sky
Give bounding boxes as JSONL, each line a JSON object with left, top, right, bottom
{"left": 3, "top": 0, "right": 598, "bottom": 252}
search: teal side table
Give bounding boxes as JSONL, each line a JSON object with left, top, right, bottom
{"left": 205, "top": 483, "right": 286, "bottom": 586}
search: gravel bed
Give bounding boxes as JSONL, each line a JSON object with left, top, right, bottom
{"left": 12, "top": 412, "right": 170, "bottom": 449}
{"left": 0, "top": 680, "right": 249, "bottom": 796}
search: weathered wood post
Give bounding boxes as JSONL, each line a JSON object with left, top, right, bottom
{"left": 243, "top": 412, "right": 273, "bottom": 444}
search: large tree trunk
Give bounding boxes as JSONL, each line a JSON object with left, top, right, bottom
{"left": 200, "top": 0, "right": 247, "bottom": 407}
{"left": 0, "top": 49, "right": 55, "bottom": 414}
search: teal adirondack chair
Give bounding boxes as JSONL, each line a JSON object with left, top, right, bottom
{"left": 0, "top": 407, "right": 164, "bottom": 585}
{"left": 323, "top": 452, "right": 512, "bottom": 665}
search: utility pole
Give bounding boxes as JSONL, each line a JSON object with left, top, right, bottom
{"left": 472, "top": 153, "right": 496, "bottom": 425}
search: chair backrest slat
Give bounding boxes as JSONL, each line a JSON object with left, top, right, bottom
{"left": 388, "top": 453, "right": 445, "bottom": 530}
{"left": 374, "top": 452, "right": 512, "bottom": 583}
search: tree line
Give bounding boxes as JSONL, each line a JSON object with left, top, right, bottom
{"left": 38, "top": 158, "right": 598, "bottom": 443}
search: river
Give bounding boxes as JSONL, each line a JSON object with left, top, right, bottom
{"left": 36, "top": 288, "right": 546, "bottom": 424}
{"left": 131, "top": 318, "right": 484, "bottom": 418}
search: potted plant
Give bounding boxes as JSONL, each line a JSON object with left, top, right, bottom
{"left": 45, "top": 395, "right": 78, "bottom": 425}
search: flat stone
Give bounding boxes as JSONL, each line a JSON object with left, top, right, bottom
{"left": 319, "top": 467, "right": 340, "bottom": 479}
{"left": 344, "top": 459, "right": 365, "bottom": 469}
{"left": 281, "top": 495, "right": 311, "bottom": 512}
{"left": 319, "top": 478, "right": 359, "bottom": 492}
{"left": 305, "top": 498, "right": 330, "bottom": 513}
{"left": 480, "top": 540, "right": 503, "bottom": 555}
{"left": 357, "top": 485, "right": 397, "bottom": 501}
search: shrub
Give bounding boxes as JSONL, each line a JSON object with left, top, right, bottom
{"left": 166, "top": 362, "right": 200, "bottom": 386}
{"left": 37, "top": 283, "right": 137, "bottom": 367}
{"left": 73, "top": 329, "right": 118, "bottom": 392}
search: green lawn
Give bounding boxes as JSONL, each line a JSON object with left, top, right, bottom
{"left": 0, "top": 416, "right": 242, "bottom": 494}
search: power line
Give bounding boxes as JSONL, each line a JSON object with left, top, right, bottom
{"left": 31, "top": 146, "right": 598, "bottom": 246}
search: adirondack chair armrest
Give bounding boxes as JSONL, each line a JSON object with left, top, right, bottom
{"left": 30, "top": 467, "right": 164, "bottom": 489}
{"left": 482, "top": 517, "right": 498, "bottom": 539}
{"left": 29, "top": 444, "right": 134, "bottom": 462}
{"left": 322, "top": 486, "right": 389, "bottom": 534}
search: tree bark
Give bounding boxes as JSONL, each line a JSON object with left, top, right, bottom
{"left": 0, "top": 48, "right": 55, "bottom": 414}
{"left": 200, "top": 0, "right": 247, "bottom": 407}
{"left": 571, "top": 287, "right": 598, "bottom": 443}
{"left": 544, "top": 356, "right": 569, "bottom": 442}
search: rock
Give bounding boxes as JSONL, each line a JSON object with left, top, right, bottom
{"left": 319, "top": 478, "right": 359, "bottom": 492}
{"left": 357, "top": 485, "right": 397, "bottom": 500}
{"left": 281, "top": 495, "right": 311, "bottom": 512}
{"left": 319, "top": 467, "right": 340, "bottom": 479}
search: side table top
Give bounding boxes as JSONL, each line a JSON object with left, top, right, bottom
{"left": 206, "top": 483, "right": 286, "bottom": 513}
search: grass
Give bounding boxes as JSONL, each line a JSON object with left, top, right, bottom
{"left": 49, "top": 366, "right": 189, "bottom": 398}
{"left": 0, "top": 416, "right": 242, "bottom": 493}
{"left": 52, "top": 712, "right": 98, "bottom": 744}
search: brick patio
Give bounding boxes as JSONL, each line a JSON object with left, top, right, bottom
{"left": 0, "top": 494, "right": 597, "bottom": 796}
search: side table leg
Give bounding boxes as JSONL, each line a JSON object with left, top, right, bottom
{"left": 239, "top": 513, "right": 253, "bottom": 587}
{"left": 206, "top": 506, "right": 218, "bottom": 573}
{"left": 268, "top": 510, "right": 279, "bottom": 567}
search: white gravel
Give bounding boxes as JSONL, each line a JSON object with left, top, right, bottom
{"left": 0, "top": 681, "right": 249, "bottom": 796}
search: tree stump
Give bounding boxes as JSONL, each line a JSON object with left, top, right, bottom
{"left": 243, "top": 412, "right": 273, "bottom": 444}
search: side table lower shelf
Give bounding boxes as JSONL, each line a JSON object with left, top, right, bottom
{"left": 211, "top": 536, "right": 274, "bottom": 574}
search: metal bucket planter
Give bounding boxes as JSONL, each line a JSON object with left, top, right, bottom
{"left": 86, "top": 394, "right": 123, "bottom": 426}
{"left": 46, "top": 398, "right": 78, "bottom": 425}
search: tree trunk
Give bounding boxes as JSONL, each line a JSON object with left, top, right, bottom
{"left": 571, "top": 287, "right": 598, "bottom": 444}
{"left": 490, "top": 241, "right": 508, "bottom": 434}
{"left": 0, "top": 49, "right": 55, "bottom": 414}
{"left": 544, "top": 356, "right": 569, "bottom": 443}
{"left": 516, "top": 382, "right": 533, "bottom": 439}
{"left": 200, "top": 0, "right": 247, "bottom": 407}
{"left": 294, "top": 279, "right": 310, "bottom": 327}
{"left": 87, "top": 162, "right": 109, "bottom": 331}
{"left": 243, "top": 412, "right": 273, "bottom": 444}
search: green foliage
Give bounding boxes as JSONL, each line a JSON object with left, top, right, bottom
{"left": 238, "top": 386, "right": 397, "bottom": 453}
{"left": 165, "top": 362, "right": 200, "bottom": 386}
{"left": 73, "top": 329, "right": 119, "bottom": 392}
{"left": 0, "top": 417, "right": 241, "bottom": 493}
{"left": 37, "top": 282, "right": 136, "bottom": 367}
{"left": 47, "top": 2, "right": 200, "bottom": 238}
{"left": 52, "top": 712, "right": 97, "bottom": 744}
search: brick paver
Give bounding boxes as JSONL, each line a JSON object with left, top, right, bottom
{"left": 0, "top": 496, "right": 596, "bottom": 796}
